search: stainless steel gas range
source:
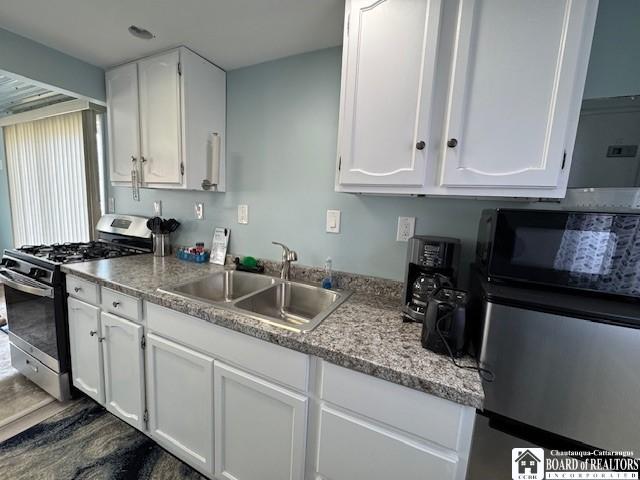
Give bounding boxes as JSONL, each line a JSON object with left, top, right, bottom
{"left": 0, "top": 214, "right": 152, "bottom": 401}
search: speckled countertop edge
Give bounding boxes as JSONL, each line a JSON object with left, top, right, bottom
{"left": 61, "top": 256, "right": 484, "bottom": 409}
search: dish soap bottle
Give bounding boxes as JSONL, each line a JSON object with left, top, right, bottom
{"left": 322, "top": 257, "right": 333, "bottom": 289}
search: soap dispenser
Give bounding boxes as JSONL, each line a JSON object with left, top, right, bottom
{"left": 322, "top": 257, "right": 333, "bottom": 289}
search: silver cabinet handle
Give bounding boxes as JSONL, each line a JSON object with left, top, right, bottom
{"left": 112, "top": 301, "right": 121, "bottom": 308}
{"left": 74, "top": 287, "right": 82, "bottom": 293}
{"left": 90, "top": 330, "right": 97, "bottom": 336}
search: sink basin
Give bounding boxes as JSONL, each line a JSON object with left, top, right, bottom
{"left": 233, "top": 281, "right": 350, "bottom": 332}
{"left": 161, "top": 270, "right": 276, "bottom": 303}
{"left": 159, "top": 271, "right": 351, "bottom": 332}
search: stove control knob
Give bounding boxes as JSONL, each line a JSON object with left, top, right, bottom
{"left": 1, "top": 258, "right": 17, "bottom": 268}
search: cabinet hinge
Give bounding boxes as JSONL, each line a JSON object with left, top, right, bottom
{"left": 561, "top": 150, "right": 567, "bottom": 170}
{"left": 180, "top": 162, "right": 185, "bottom": 176}
{"left": 338, "top": 157, "right": 342, "bottom": 171}
{"left": 141, "top": 335, "right": 146, "bottom": 349}
{"left": 346, "top": 13, "right": 350, "bottom": 36}
{"left": 143, "top": 409, "right": 149, "bottom": 424}
{"left": 177, "top": 61, "right": 182, "bottom": 76}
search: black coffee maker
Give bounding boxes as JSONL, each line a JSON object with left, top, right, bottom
{"left": 401, "top": 236, "right": 461, "bottom": 323}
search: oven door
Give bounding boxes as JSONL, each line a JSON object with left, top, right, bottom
{"left": 489, "top": 209, "right": 640, "bottom": 298}
{"left": 0, "top": 268, "right": 62, "bottom": 372}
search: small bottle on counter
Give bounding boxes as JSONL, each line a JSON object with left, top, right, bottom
{"left": 322, "top": 257, "right": 333, "bottom": 289}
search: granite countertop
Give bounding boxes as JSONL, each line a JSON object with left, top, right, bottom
{"left": 61, "top": 255, "right": 484, "bottom": 409}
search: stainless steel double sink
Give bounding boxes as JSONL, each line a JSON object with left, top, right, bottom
{"left": 158, "top": 270, "right": 351, "bottom": 332}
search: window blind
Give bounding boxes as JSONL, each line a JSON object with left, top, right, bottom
{"left": 4, "top": 111, "right": 90, "bottom": 246}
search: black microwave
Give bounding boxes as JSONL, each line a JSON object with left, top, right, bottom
{"left": 476, "top": 208, "right": 640, "bottom": 300}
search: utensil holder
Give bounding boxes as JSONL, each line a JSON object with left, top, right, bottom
{"left": 153, "top": 234, "right": 171, "bottom": 257}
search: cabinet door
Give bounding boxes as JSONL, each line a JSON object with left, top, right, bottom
{"left": 316, "top": 406, "right": 458, "bottom": 480}
{"left": 337, "top": 0, "right": 442, "bottom": 187}
{"left": 138, "top": 50, "right": 182, "bottom": 185}
{"left": 214, "top": 361, "right": 307, "bottom": 480}
{"left": 106, "top": 63, "right": 140, "bottom": 182}
{"left": 67, "top": 297, "right": 104, "bottom": 404}
{"left": 100, "top": 312, "right": 145, "bottom": 430}
{"left": 440, "top": 0, "right": 594, "bottom": 189}
{"left": 146, "top": 333, "right": 214, "bottom": 476}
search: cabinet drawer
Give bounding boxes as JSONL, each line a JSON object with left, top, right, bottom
{"left": 316, "top": 406, "right": 457, "bottom": 480}
{"left": 102, "top": 288, "right": 141, "bottom": 322}
{"left": 66, "top": 276, "right": 100, "bottom": 305}
{"left": 321, "top": 361, "right": 465, "bottom": 451}
{"left": 145, "top": 302, "right": 309, "bottom": 392}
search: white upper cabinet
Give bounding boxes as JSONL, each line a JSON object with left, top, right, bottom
{"left": 439, "top": 0, "right": 595, "bottom": 194}
{"left": 336, "top": 0, "right": 598, "bottom": 198}
{"left": 336, "top": 0, "right": 442, "bottom": 189}
{"left": 106, "top": 63, "right": 139, "bottom": 183}
{"left": 106, "top": 47, "right": 226, "bottom": 191}
{"left": 138, "top": 50, "right": 182, "bottom": 185}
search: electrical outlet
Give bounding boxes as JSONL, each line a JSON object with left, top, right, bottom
{"left": 396, "top": 216, "right": 415, "bottom": 242}
{"left": 153, "top": 201, "right": 162, "bottom": 217}
{"left": 326, "top": 209, "right": 341, "bottom": 233}
{"left": 195, "top": 203, "right": 204, "bottom": 220}
{"left": 108, "top": 197, "right": 115, "bottom": 213}
{"left": 238, "top": 205, "right": 249, "bottom": 224}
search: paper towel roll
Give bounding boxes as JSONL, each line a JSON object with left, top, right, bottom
{"left": 206, "top": 132, "right": 221, "bottom": 189}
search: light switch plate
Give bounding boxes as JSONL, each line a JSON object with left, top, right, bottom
{"left": 195, "top": 203, "right": 204, "bottom": 220}
{"left": 238, "top": 205, "right": 249, "bottom": 224}
{"left": 108, "top": 197, "right": 115, "bottom": 213}
{"left": 396, "top": 216, "right": 415, "bottom": 242}
{"left": 326, "top": 209, "right": 341, "bottom": 233}
{"left": 153, "top": 201, "right": 162, "bottom": 217}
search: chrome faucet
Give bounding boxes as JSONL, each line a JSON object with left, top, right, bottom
{"left": 272, "top": 241, "right": 298, "bottom": 280}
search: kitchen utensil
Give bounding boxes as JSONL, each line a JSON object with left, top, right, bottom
{"left": 153, "top": 233, "right": 171, "bottom": 257}
{"left": 165, "top": 218, "right": 180, "bottom": 233}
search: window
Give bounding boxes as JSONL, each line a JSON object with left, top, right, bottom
{"left": 3, "top": 109, "right": 102, "bottom": 246}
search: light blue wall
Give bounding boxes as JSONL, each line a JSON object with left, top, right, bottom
{"left": 0, "top": 28, "right": 106, "bottom": 252}
{"left": 0, "top": 27, "right": 105, "bottom": 102}
{"left": 112, "top": 48, "right": 520, "bottom": 282}
{"left": 583, "top": 0, "right": 640, "bottom": 99}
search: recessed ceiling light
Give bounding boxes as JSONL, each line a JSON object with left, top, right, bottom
{"left": 128, "top": 25, "right": 155, "bottom": 40}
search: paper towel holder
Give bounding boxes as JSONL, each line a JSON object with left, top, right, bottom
{"left": 202, "top": 132, "right": 221, "bottom": 191}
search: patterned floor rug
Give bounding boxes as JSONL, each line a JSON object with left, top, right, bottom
{"left": 0, "top": 398, "right": 207, "bottom": 479}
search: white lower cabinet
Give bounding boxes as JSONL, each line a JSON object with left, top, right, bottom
{"left": 100, "top": 312, "right": 145, "bottom": 430}
{"left": 145, "top": 332, "right": 215, "bottom": 476}
{"left": 213, "top": 361, "right": 307, "bottom": 480}
{"left": 67, "top": 289, "right": 475, "bottom": 480}
{"left": 316, "top": 406, "right": 457, "bottom": 480}
{"left": 68, "top": 297, "right": 104, "bottom": 404}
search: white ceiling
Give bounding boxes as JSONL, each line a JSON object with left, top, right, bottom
{"left": 0, "top": 0, "right": 344, "bottom": 71}
{"left": 0, "top": 73, "right": 73, "bottom": 117}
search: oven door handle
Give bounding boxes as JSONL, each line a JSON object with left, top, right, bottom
{"left": 0, "top": 269, "right": 54, "bottom": 298}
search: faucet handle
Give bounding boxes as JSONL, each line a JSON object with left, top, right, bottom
{"left": 287, "top": 250, "right": 298, "bottom": 262}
